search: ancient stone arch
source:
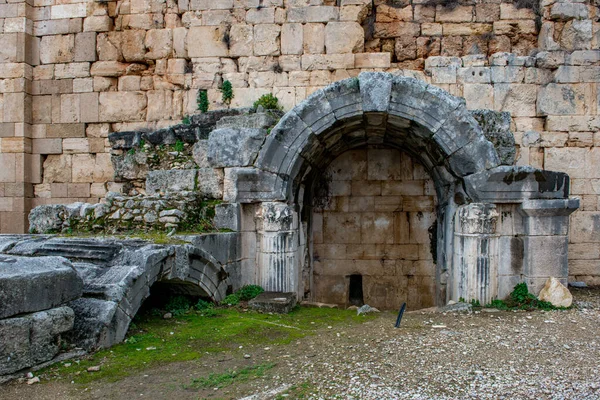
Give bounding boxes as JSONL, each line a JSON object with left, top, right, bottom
{"left": 225, "top": 72, "right": 578, "bottom": 309}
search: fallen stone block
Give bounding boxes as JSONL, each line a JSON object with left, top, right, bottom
{"left": 0, "top": 307, "right": 74, "bottom": 375}
{"left": 539, "top": 277, "right": 573, "bottom": 308}
{"left": 249, "top": 292, "right": 297, "bottom": 314}
{"left": 0, "top": 255, "right": 83, "bottom": 319}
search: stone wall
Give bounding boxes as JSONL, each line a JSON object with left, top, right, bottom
{"left": 312, "top": 148, "right": 437, "bottom": 310}
{"left": 0, "top": 0, "right": 599, "bottom": 282}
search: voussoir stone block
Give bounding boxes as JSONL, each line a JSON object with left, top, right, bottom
{"left": 208, "top": 127, "right": 268, "bottom": 168}
{"left": 0, "top": 255, "right": 83, "bottom": 319}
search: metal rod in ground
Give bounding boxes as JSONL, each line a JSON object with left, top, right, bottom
{"left": 395, "top": 302, "right": 407, "bottom": 328}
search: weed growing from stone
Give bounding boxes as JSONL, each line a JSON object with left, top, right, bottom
{"left": 253, "top": 93, "right": 282, "bottom": 111}
{"left": 221, "top": 80, "right": 234, "bottom": 105}
{"left": 182, "top": 115, "right": 191, "bottom": 125}
{"left": 197, "top": 90, "right": 209, "bottom": 112}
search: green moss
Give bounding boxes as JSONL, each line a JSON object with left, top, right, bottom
{"left": 39, "top": 307, "right": 375, "bottom": 384}
{"left": 189, "top": 362, "right": 275, "bottom": 389}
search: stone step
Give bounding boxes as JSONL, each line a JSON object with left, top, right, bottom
{"left": 9, "top": 238, "right": 121, "bottom": 264}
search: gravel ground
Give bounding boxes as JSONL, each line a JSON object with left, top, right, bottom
{"left": 2, "top": 288, "right": 600, "bottom": 400}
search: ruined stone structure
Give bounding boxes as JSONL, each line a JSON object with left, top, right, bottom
{"left": 0, "top": 0, "right": 596, "bottom": 375}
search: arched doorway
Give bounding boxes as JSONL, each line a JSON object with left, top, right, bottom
{"left": 227, "top": 72, "right": 576, "bottom": 309}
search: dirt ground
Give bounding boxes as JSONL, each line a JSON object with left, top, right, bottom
{"left": 2, "top": 288, "right": 600, "bottom": 400}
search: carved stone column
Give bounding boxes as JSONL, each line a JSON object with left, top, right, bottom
{"left": 452, "top": 203, "right": 499, "bottom": 304}
{"left": 255, "top": 202, "right": 299, "bottom": 293}
{"left": 518, "top": 198, "right": 579, "bottom": 294}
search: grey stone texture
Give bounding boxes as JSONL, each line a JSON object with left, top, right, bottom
{"left": 0, "top": 234, "right": 242, "bottom": 353}
{"left": 0, "top": 255, "right": 83, "bottom": 319}
{"left": 146, "top": 169, "right": 198, "bottom": 193}
{"left": 0, "top": 306, "right": 74, "bottom": 375}
{"left": 207, "top": 127, "right": 268, "bottom": 168}
{"left": 471, "top": 110, "right": 516, "bottom": 165}
{"left": 249, "top": 292, "right": 297, "bottom": 314}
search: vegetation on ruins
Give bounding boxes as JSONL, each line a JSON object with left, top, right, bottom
{"left": 253, "top": 93, "right": 282, "bottom": 111}
{"left": 464, "top": 282, "right": 569, "bottom": 311}
{"left": 221, "top": 80, "right": 234, "bottom": 106}
{"left": 197, "top": 89, "right": 209, "bottom": 112}
{"left": 38, "top": 304, "right": 373, "bottom": 384}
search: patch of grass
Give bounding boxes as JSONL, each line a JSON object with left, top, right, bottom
{"left": 189, "top": 362, "right": 275, "bottom": 389}
{"left": 40, "top": 307, "right": 375, "bottom": 385}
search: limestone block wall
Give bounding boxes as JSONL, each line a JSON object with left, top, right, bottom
{"left": 0, "top": 0, "right": 599, "bottom": 283}
{"left": 312, "top": 148, "right": 437, "bottom": 310}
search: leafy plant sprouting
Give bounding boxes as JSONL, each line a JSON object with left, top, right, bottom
{"left": 221, "top": 80, "right": 234, "bottom": 105}
{"left": 197, "top": 90, "right": 209, "bottom": 112}
{"left": 220, "top": 293, "right": 240, "bottom": 306}
{"left": 173, "top": 140, "right": 185, "bottom": 153}
{"left": 182, "top": 115, "right": 191, "bottom": 125}
{"left": 165, "top": 295, "right": 192, "bottom": 316}
{"left": 236, "top": 285, "right": 264, "bottom": 301}
{"left": 253, "top": 93, "right": 281, "bottom": 111}
{"left": 483, "top": 282, "right": 563, "bottom": 311}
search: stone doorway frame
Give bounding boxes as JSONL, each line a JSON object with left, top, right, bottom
{"left": 225, "top": 72, "right": 578, "bottom": 307}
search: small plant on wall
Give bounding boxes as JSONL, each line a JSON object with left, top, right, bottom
{"left": 253, "top": 93, "right": 282, "bottom": 111}
{"left": 221, "top": 80, "right": 234, "bottom": 107}
{"left": 197, "top": 90, "right": 209, "bottom": 113}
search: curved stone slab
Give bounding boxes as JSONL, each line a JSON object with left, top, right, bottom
{"left": 0, "top": 255, "right": 83, "bottom": 319}
{"left": 249, "top": 73, "right": 499, "bottom": 203}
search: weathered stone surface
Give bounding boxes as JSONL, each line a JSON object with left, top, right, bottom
{"left": 208, "top": 128, "right": 268, "bottom": 168}
{"left": 192, "top": 140, "right": 210, "bottom": 168}
{"left": 29, "top": 204, "right": 67, "bottom": 233}
{"left": 471, "top": 110, "right": 516, "bottom": 165}
{"left": 537, "top": 84, "right": 586, "bottom": 116}
{"left": 145, "top": 169, "right": 197, "bottom": 194}
{"left": 112, "top": 151, "right": 149, "bottom": 182}
{"left": 0, "top": 255, "right": 82, "bottom": 319}
{"left": 187, "top": 26, "right": 229, "bottom": 57}
{"left": 216, "top": 111, "right": 283, "bottom": 130}
{"left": 0, "top": 306, "right": 74, "bottom": 375}
{"left": 99, "top": 92, "right": 147, "bottom": 122}
{"left": 325, "top": 22, "right": 364, "bottom": 54}
{"left": 214, "top": 203, "right": 240, "bottom": 231}
{"left": 249, "top": 292, "right": 297, "bottom": 314}
{"left": 197, "top": 167, "right": 224, "bottom": 199}
{"left": 538, "top": 277, "right": 573, "bottom": 308}
{"left": 464, "top": 166, "right": 571, "bottom": 202}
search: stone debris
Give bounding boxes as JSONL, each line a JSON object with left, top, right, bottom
{"left": 357, "top": 305, "right": 380, "bottom": 316}
{"left": 26, "top": 377, "right": 40, "bottom": 385}
{"left": 86, "top": 366, "right": 101, "bottom": 372}
{"left": 539, "top": 277, "right": 573, "bottom": 308}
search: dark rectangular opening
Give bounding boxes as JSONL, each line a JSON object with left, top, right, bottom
{"left": 348, "top": 274, "right": 364, "bottom": 307}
